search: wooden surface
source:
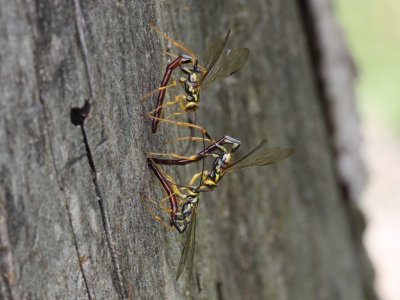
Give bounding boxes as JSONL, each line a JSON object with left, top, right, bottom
{"left": 0, "top": 0, "right": 375, "bottom": 299}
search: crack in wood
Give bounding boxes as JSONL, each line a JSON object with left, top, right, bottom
{"left": 64, "top": 137, "right": 109, "bottom": 170}
{"left": 71, "top": 102, "right": 128, "bottom": 299}
{"left": 38, "top": 89, "right": 94, "bottom": 300}
{"left": 72, "top": 1, "right": 128, "bottom": 298}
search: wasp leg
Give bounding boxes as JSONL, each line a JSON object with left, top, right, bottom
{"left": 147, "top": 151, "right": 212, "bottom": 164}
{"left": 149, "top": 23, "right": 197, "bottom": 58}
{"left": 139, "top": 193, "right": 174, "bottom": 230}
{"left": 145, "top": 114, "right": 212, "bottom": 141}
{"left": 188, "top": 171, "right": 206, "bottom": 186}
{"left": 150, "top": 136, "right": 241, "bottom": 166}
{"left": 163, "top": 136, "right": 213, "bottom": 146}
{"left": 140, "top": 80, "right": 178, "bottom": 102}
{"left": 146, "top": 114, "right": 212, "bottom": 144}
{"left": 147, "top": 158, "right": 179, "bottom": 220}
{"left": 151, "top": 56, "right": 183, "bottom": 133}
{"left": 151, "top": 55, "right": 196, "bottom": 133}
{"left": 163, "top": 111, "right": 187, "bottom": 120}
{"left": 145, "top": 94, "right": 184, "bottom": 116}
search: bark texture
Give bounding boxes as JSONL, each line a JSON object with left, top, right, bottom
{"left": 0, "top": 0, "right": 375, "bottom": 299}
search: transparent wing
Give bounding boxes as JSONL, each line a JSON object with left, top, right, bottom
{"left": 226, "top": 139, "right": 294, "bottom": 173}
{"left": 176, "top": 204, "right": 198, "bottom": 280}
{"left": 198, "top": 31, "right": 231, "bottom": 87}
{"left": 200, "top": 47, "right": 250, "bottom": 90}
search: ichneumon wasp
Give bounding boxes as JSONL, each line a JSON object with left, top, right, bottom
{"left": 146, "top": 135, "right": 293, "bottom": 280}
{"left": 145, "top": 24, "right": 250, "bottom": 133}
{"left": 143, "top": 23, "right": 291, "bottom": 282}
{"left": 149, "top": 136, "right": 294, "bottom": 192}
{"left": 146, "top": 157, "right": 207, "bottom": 280}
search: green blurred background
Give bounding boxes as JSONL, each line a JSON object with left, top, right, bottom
{"left": 336, "top": 0, "right": 400, "bottom": 133}
{"left": 336, "top": 2, "right": 400, "bottom": 300}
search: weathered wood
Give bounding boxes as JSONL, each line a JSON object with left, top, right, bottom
{"left": 0, "top": 0, "right": 375, "bottom": 299}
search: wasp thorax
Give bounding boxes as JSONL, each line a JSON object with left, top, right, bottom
{"left": 182, "top": 202, "right": 193, "bottom": 216}
{"left": 187, "top": 191, "right": 196, "bottom": 198}
{"left": 190, "top": 73, "right": 199, "bottom": 84}
{"left": 222, "top": 153, "right": 232, "bottom": 166}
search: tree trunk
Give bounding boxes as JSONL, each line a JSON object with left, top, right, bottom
{"left": 0, "top": 0, "right": 376, "bottom": 299}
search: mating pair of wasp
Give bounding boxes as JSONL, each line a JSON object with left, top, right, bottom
{"left": 143, "top": 25, "right": 293, "bottom": 280}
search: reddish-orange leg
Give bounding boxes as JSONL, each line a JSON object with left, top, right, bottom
{"left": 152, "top": 55, "right": 196, "bottom": 133}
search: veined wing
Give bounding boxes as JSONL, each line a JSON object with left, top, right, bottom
{"left": 199, "top": 47, "right": 250, "bottom": 91}
{"left": 198, "top": 31, "right": 231, "bottom": 86}
{"left": 225, "top": 139, "right": 293, "bottom": 173}
{"left": 176, "top": 204, "right": 198, "bottom": 280}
